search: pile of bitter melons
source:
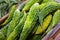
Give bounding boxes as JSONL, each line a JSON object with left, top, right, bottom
{"left": 0, "top": 0, "right": 60, "bottom": 40}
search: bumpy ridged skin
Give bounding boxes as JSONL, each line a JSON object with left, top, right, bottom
{"left": 19, "top": 3, "right": 39, "bottom": 40}
{"left": 35, "top": 14, "right": 52, "bottom": 34}
{"left": 0, "top": 25, "right": 8, "bottom": 36}
{"left": 0, "top": 25, "right": 8, "bottom": 40}
{"left": 45, "top": 10, "right": 60, "bottom": 35}
{"left": 38, "top": 2, "right": 60, "bottom": 25}
{"left": 31, "top": 3, "right": 47, "bottom": 34}
{"left": 7, "top": 9, "right": 24, "bottom": 37}
{"left": 7, "top": 12, "right": 27, "bottom": 40}
{"left": 39, "top": 3, "right": 47, "bottom": 10}
{"left": 39, "top": 2, "right": 57, "bottom": 10}
{"left": 22, "top": 0, "right": 40, "bottom": 11}
{"left": 1, "top": 5, "right": 16, "bottom": 26}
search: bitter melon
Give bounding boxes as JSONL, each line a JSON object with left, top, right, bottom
{"left": 44, "top": 10, "right": 60, "bottom": 35}
{"left": 31, "top": 2, "right": 56, "bottom": 37}
{"left": 19, "top": 3, "right": 39, "bottom": 40}
{"left": 7, "top": 12, "right": 27, "bottom": 40}
{"left": 38, "top": 2, "right": 60, "bottom": 25}
{"left": 35, "top": 14, "right": 52, "bottom": 34}
{"left": 0, "top": 24, "right": 9, "bottom": 40}
{"left": 1, "top": 5, "right": 16, "bottom": 26}
{"left": 0, "top": 25, "right": 8, "bottom": 36}
{"left": 30, "top": 14, "right": 52, "bottom": 40}
{"left": 7, "top": 9, "right": 24, "bottom": 37}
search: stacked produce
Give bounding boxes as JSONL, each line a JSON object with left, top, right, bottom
{"left": 0, "top": 0, "right": 21, "bottom": 18}
{"left": 0, "top": 0, "right": 60, "bottom": 40}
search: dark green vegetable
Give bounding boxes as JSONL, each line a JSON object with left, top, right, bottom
{"left": 45, "top": 10, "right": 60, "bottom": 34}
{"left": 0, "top": 0, "right": 21, "bottom": 18}
{"left": 7, "top": 9, "right": 24, "bottom": 37}
{"left": 31, "top": 14, "right": 52, "bottom": 40}
{"left": 38, "top": 2, "right": 60, "bottom": 25}
{"left": 41, "top": 10, "right": 60, "bottom": 38}
{"left": 0, "top": 25, "right": 8, "bottom": 36}
{"left": 0, "top": 3, "right": 8, "bottom": 17}
{"left": 35, "top": 14, "right": 52, "bottom": 34}
{"left": 1, "top": 5, "right": 16, "bottom": 26}
{"left": 19, "top": 3, "right": 39, "bottom": 40}
{"left": 0, "top": 24, "right": 9, "bottom": 40}
{"left": 32, "top": 2, "right": 55, "bottom": 34}
{"left": 7, "top": 12, "right": 27, "bottom": 40}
